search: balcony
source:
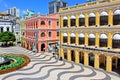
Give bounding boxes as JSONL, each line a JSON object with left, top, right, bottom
{"left": 61, "top": 43, "right": 120, "bottom": 54}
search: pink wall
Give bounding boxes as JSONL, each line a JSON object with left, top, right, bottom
{"left": 24, "top": 13, "right": 59, "bottom": 53}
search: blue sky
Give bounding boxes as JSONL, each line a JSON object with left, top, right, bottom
{"left": 0, "top": 0, "right": 86, "bottom": 16}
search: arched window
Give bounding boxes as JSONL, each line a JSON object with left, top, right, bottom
{"left": 63, "top": 16, "right": 68, "bottom": 27}
{"left": 100, "top": 11, "right": 108, "bottom": 25}
{"left": 89, "top": 13, "right": 96, "bottom": 26}
{"left": 63, "top": 33, "right": 68, "bottom": 43}
{"left": 79, "top": 14, "right": 85, "bottom": 26}
{"left": 99, "top": 34, "right": 108, "bottom": 47}
{"left": 70, "top": 15, "right": 76, "bottom": 27}
{"left": 70, "top": 33, "right": 76, "bottom": 44}
{"left": 41, "top": 32, "right": 45, "bottom": 37}
{"left": 113, "top": 10, "right": 120, "bottom": 25}
{"left": 88, "top": 33, "right": 95, "bottom": 46}
{"left": 112, "top": 34, "right": 120, "bottom": 48}
{"left": 41, "top": 21, "right": 45, "bottom": 25}
{"left": 79, "top": 33, "right": 85, "bottom": 45}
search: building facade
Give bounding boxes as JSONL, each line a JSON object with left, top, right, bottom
{"left": 59, "top": 0, "right": 120, "bottom": 74}
{"left": 49, "top": 0, "right": 67, "bottom": 14}
{"left": 23, "top": 13, "right": 59, "bottom": 52}
{"left": 0, "top": 12, "right": 13, "bottom": 33}
{"left": 7, "top": 7, "right": 20, "bottom": 18}
{"left": 0, "top": 12, "right": 21, "bottom": 44}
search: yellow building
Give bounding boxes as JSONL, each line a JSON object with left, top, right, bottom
{"left": 59, "top": 0, "right": 120, "bottom": 74}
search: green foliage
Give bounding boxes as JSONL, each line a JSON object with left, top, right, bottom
{"left": 0, "top": 55, "right": 24, "bottom": 70}
{"left": 0, "top": 31, "right": 16, "bottom": 42}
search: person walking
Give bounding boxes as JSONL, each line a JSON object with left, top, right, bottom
{"left": 52, "top": 52, "right": 56, "bottom": 59}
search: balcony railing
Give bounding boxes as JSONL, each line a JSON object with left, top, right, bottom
{"left": 61, "top": 43, "right": 120, "bottom": 54}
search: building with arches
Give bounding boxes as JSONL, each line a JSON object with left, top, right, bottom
{"left": 59, "top": 0, "right": 120, "bottom": 74}
{"left": 22, "top": 13, "right": 59, "bottom": 52}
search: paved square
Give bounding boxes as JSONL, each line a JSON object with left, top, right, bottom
{"left": 0, "top": 46, "right": 120, "bottom": 80}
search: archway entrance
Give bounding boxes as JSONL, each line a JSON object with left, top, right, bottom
{"left": 71, "top": 50, "right": 75, "bottom": 62}
{"left": 79, "top": 51, "right": 84, "bottom": 64}
{"left": 89, "top": 53, "right": 95, "bottom": 67}
{"left": 112, "top": 56, "right": 120, "bottom": 75}
{"left": 63, "top": 49, "right": 67, "bottom": 60}
{"left": 99, "top": 54, "right": 106, "bottom": 70}
{"left": 41, "top": 43, "right": 45, "bottom": 51}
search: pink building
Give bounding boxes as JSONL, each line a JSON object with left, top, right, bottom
{"left": 23, "top": 13, "right": 59, "bottom": 52}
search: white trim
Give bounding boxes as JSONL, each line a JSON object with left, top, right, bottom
{"left": 70, "top": 33, "right": 76, "bottom": 37}
{"left": 63, "top": 16, "right": 68, "bottom": 20}
{"left": 79, "top": 33, "right": 85, "bottom": 37}
{"left": 63, "top": 33, "right": 68, "bottom": 37}
{"left": 89, "top": 33, "right": 95, "bottom": 38}
{"left": 113, "top": 34, "right": 120, "bottom": 40}
{"left": 79, "top": 14, "right": 85, "bottom": 18}
{"left": 114, "top": 10, "right": 120, "bottom": 15}
{"left": 100, "top": 34, "right": 108, "bottom": 39}
{"left": 70, "top": 15, "right": 76, "bottom": 19}
{"left": 100, "top": 11, "right": 108, "bottom": 16}
{"left": 89, "top": 13, "right": 96, "bottom": 17}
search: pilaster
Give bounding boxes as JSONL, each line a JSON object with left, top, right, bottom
{"left": 75, "top": 50, "right": 79, "bottom": 64}
{"left": 67, "top": 15, "right": 70, "bottom": 27}
{"left": 108, "top": 9, "right": 113, "bottom": 26}
{"left": 106, "top": 55, "right": 112, "bottom": 72}
{"left": 108, "top": 32, "right": 112, "bottom": 49}
{"left": 94, "top": 54, "right": 100, "bottom": 69}
{"left": 68, "top": 32, "right": 70, "bottom": 44}
{"left": 76, "top": 32, "right": 79, "bottom": 45}
{"left": 76, "top": 14, "right": 79, "bottom": 27}
{"left": 85, "top": 32, "right": 88, "bottom": 46}
{"left": 85, "top": 13, "right": 88, "bottom": 27}
{"left": 67, "top": 49, "right": 71, "bottom": 61}
{"left": 84, "top": 51, "right": 89, "bottom": 66}
{"left": 95, "top": 32, "right": 99, "bottom": 47}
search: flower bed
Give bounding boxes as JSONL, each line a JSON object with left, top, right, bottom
{"left": 0, "top": 54, "right": 30, "bottom": 74}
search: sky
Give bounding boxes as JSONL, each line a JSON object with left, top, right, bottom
{"left": 0, "top": 0, "right": 86, "bottom": 16}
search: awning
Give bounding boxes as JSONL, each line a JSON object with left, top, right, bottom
{"left": 79, "top": 14, "right": 85, "bottom": 18}
{"left": 70, "top": 15, "right": 76, "bottom": 19}
{"left": 63, "top": 16, "right": 68, "bottom": 20}
{"left": 100, "top": 34, "right": 108, "bottom": 39}
{"left": 63, "top": 33, "right": 68, "bottom": 37}
{"left": 113, "top": 34, "right": 120, "bottom": 40}
{"left": 100, "top": 11, "right": 108, "bottom": 16}
{"left": 79, "top": 33, "right": 85, "bottom": 38}
{"left": 70, "top": 33, "right": 76, "bottom": 37}
{"left": 89, "top": 13, "right": 96, "bottom": 17}
{"left": 89, "top": 33, "right": 95, "bottom": 38}
{"left": 114, "top": 10, "right": 120, "bottom": 15}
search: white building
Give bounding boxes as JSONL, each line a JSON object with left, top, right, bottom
{"left": 7, "top": 7, "right": 20, "bottom": 17}
{"left": 0, "top": 21, "right": 13, "bottom": 32}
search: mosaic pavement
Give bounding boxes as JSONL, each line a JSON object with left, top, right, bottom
{"left": 0, "top": 46, "right": 120, "bottom": 80}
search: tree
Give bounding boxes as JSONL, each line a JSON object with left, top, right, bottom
{"left": 0, "top": 31, "right": 16, "bottom": 46}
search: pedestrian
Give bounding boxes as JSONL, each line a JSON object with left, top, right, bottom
{"left": 52, "top": 52, "right": 56, "bottom": 59}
